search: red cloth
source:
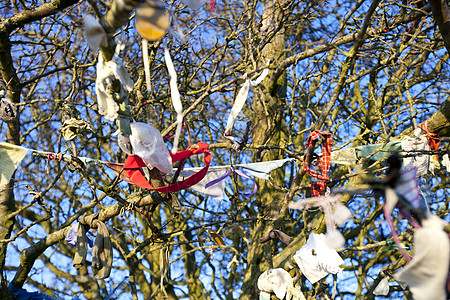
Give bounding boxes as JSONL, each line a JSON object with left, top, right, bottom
{"left": 419, "top": 120, "right": 440, "bottom": 150}
{"left": 122, "top": 142, "right": 211, "bottom": 193}
{"left": 303, "top": 131, "right": 332, "bottom": 196}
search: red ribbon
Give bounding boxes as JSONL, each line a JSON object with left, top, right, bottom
{"left": 122, "top": 142, "right": 211, "bottom": 193}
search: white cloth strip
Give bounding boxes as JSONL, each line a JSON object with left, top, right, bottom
{"left": 142, "top": 39, "right": 152, "bottom": 95}
{"left": 224, "top": 67, "right": 269, "bottom": 136}
{"left": 163, "top": 40, "right": 183, "bottom": 154}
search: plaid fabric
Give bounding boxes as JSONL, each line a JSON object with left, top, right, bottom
{"left": 303, "top": 130, "right": 332, "bottom": 196}
{"left": 303, "top": 131, "right": 332, "bottom": 180}
{"left": 419, "top": 120, "right": 440, "bottom": 150}
{"left": 311, "top": 181, "right": 327, "bottom": 197}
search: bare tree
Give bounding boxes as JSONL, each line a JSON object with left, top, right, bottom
{"left": 0, "top": 0, "right": 449, "bottom": 299}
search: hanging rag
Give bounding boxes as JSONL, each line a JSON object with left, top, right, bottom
{"left": 293, "top": 233, "right": 344, "bottom": 284}
{"left": 224, "top": 66, "right": 269, "bottom": 145}
{"left": 95, "top": 49, "right": 133, "bottom": 122}
{"left": 418, "top": 120, "right": 440, "bottom": 151}
{"left": 0, "top": 142, "right": 29, "bottom": 187}
{"left": 60, "top": 118, "right": 93, "bottom": 141}
{"left": 175, "top": 158, "right": 294, "bottom": 199}
{"left": 8, "top": 283, "right": 58, "bottom": 300}
{"left": 288, "top": 195, "right": 350, "bottom": 248}
{"left": 394, "top": 168, "right": 426, "bottom": 211}
{"left": 259, "top": 229, "right": 292, "bottom": 245}
{"left": 83, "top": 15, "right": 107, "bottom": 51}
{"left": 163, "top": 40, "right": 183, "bottom": 154}
{"left": 73, "top": 214, "right": 113, "bottom": 280}
{"left": 91, "top": 219, "right": 113, "bottom": 279}
{"left": 355, "top": 141, "right": 402, "bottom": 161}
{"left": 238, "top": 158, "right": 295, "bottom": 180}
{"left": 394, "top": 214, "right": 449, "bottom": 300}
{"left": 330, "top": 147, "right": 357, "bottom": 165}
{"left": 257, "top": 268, "right": 292, "bottom": 300}
{"left": 303, "top": 131, "right": 332, "bottom": 196}
{"left": 401, "top": 129, "right": 430, "bottom": 176}
{"left": 65, "top": 223, "right": 93, "bottom": 247}
{"left": 0, "top": 93, "right": 18, "bottom": 123}
{"left": 179, "top": 169, "right": 228, "bottom": 200}
{"left": 122, "top": 142, "right": 212, "bottom": 193}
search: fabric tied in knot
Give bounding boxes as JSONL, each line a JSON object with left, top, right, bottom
{"left": 259, "top": 229, "right": 292, "bottom": 245}
{"left": 73, "top": 213, "right": 113, "bottom": 280}
{"left": 122, "top": 142, "right": 212, "bottom": 193}
{"left": 303, "top": 131, "right": 332, "bottom": 197}
{"left": 60, "top": 118, "right": 93, "bottom": 141}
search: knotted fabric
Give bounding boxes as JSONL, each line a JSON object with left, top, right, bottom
{"left": 303, "top": 131, "right": 332, "bottom": 196}
{"left": 73, "top": 213, "right": 113, "bottom": 280}
{"left": 259, "top": 229, "right": 292, "bottom": 245}
{"left": 122, "top": 142, "right": 211, "bottom": 193}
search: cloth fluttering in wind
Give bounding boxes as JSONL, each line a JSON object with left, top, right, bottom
{"left": 0, "top": 90, "right": 18, "bottom": 123}
{"left": 83, "top": 15, "right": 107, "bottom": 51}
{"left": 177, "top": 158, "right": 295, "bottom": 199}
{"left": 401, "top": 128, "right": 430, "bottom": 176}
{"left": 0, "top": 142, "right": 29, "bottom": 187}
{"left": 303, "top": 131, "right": 332, "bottom": 197}
{"left": 163, "top": 40, "right": 184, "bottom": 154}
{"left": 394, "top": 214, "right": 449, "bottom": 300}
{"left": 224, "top": 66, "right": 269, "bottom": 145}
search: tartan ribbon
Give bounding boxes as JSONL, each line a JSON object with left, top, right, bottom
{"left": 303, "top": 131, "right": 332, "bottom": 196}
{"left": 311, "top": 181, "right": 327, "bottom": 197}
{"left": 122, "top": 142, "right": 211, "bottom": 193}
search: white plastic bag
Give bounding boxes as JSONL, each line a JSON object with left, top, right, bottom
{"left": 119, "top": 122, "right": 173, "bottom": 174}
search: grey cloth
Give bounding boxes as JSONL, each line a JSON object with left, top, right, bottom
{"left": 0, "top": 95, "right": 18, "bottom": 123}
{"left": 73, "top": 213, "right": 113, "bottom": 280}
{"left": 91, "top": 219, "right": 113, "bottom": 280}
{"left": 60, "top": 118, "right": 92, "bottom": 141}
